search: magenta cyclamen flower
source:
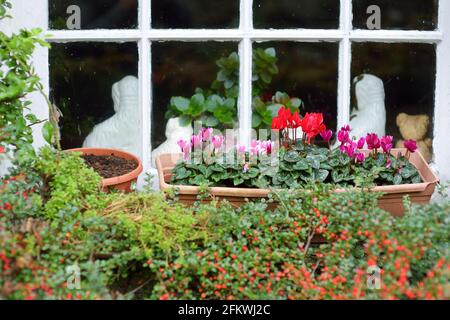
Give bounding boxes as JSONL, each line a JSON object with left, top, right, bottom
{"left": 404, "top": 139, "right": 418, "bottom": 153}
{"left": 357, "top": 137, "right": 366, "bottom": 149}
{"left": 191, "top": 134, "right": 202, "bottom": 149}
{"left": 342, "top": 124, "right": 351, "bottom": 132}
{"left": 320, "top": 129, "right": 333, "bottom": 142}
{"left": 211, "top": 135, "right": 225, "bottom": 149}
{"left": 177, "top": 139, "right": 191, "bottom": 160}
{"left": 381, "top": 135, "right": 393, "bottom": 153}
{"left": 337, "top": 129, "right": 350, "bottom": 144}
{"left": 356, "top": 152, "right": 365, "bottom": 163}
{"left": 366, "top": 133, "right": 381, "bottom": 150}
{"left": 345, "top": 142, "right": 358, "bottom": 158}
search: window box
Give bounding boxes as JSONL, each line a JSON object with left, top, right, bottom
{"left": 156, "top": 149, "right": 438, "bottom": 216}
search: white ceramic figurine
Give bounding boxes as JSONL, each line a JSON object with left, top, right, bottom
{"left": 349, "top": 74, "right": 386, "bottom": 139}
{"left": 83, "top": 75, "right": 140, "bottom": 156}
{"left": 151, "top": 117, "right": 193, "bottom": 167}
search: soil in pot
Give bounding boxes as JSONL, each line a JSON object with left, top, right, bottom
{"left": 81, "top": 154, "right": 138, "bottom": 179}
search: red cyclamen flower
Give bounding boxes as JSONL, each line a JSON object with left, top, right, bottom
{"left": 300, "top": 113, "right": 327, "bottom": 143}
{"left": 357, "top": 137, "right": 366, "bottom": 149}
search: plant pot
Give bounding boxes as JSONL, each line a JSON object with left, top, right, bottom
{"left": 155, "top": 149, "right": 439, "bottom": 216}
{"left": 67, "top": 148, "right": 143, "bottom": 193}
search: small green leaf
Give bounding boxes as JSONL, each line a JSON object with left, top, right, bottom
{"left": 42, "top": 121, "right": 54, "bottom": 145}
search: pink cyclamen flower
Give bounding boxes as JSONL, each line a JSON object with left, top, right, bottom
{"left": 243, "top": 163, "right": 249, "bottom": 173}
{"left": 211, "top": 135, "right": 225, "bottom": 150}
{"left": 236, "top": 144, "right": 246, "bottom": 153}
{"left": 260, "top": 140, "right": 274, "bottom": 155}
{"left": 191, "top": 134, "right": 202, "bottom": 149}
{"left": 381, "top": 135, "right": 394, "bottom": 154}
{"left": 356, "top": 152, "right": 365, "bottom": 163}
{"left": 320, "top": 129, "right": 333, "bottom": 142}
{"left": 177, "top": 139, "right": 188, "bottom": 151}
{"left": 342, "top": 124, "right": 351, "bottom": 132}
{"left": 386, "top": 157, "right": 392, "bottom": 169}
{"left": 337, "top": 129, "right": 350, "bottom": 144}
{"left": 404, "top": 139, "right": 418, "bottom": 153}
{"left": 366, "top": 133, "right": 381, "bottom": 150}
{"left": 357, "top": 137, "right": 366, "bottom": 149}
{"left": 201, "top": 128, "right": 213, "bottom": 141}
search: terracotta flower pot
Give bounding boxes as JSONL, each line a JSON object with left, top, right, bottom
{"left": 67, "top": 148, "right": 143, "bottom": 193}
{"left": 155, "top": 149, "right": 439, "bottom": 216}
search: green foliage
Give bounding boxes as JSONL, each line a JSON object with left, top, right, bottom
{"left": 100, "top": 192, "right": 210, "bottom": 259}
{"left": 0, "top": 1, "right": 58, "bottom": 167}
{"left": 150, "top": 185, "right": 450, "bottom": 300}
{"left": 165, "top": 47, "right": 303, "bottom": 130}
{"left": 170, "top": 143, "right": 421, "bottom": 189}
{"left": 35, "top": 147, "right": 104, "bottom": 219}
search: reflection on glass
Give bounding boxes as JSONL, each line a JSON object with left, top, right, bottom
{"left": 353, "top": 0, "right": 438, "bottom": 30}
{"left": 49, "top": 0, "right": 138, "bottom": 30}
{"left": 152, "top": 42, "right": 238, "bottom": 149}
{"left": 152, "top": 0, "right": 239, "bottom": 29}
{"left": 50, "top": 43, "right": 138, "bottom": 153}
{"left": 252, "top": 42, "right": 339, "bottom": 131}
{"left": 351, "top": 43, "right": 436, "bottom": 161}
{"left": 254, "top": 0, "right": 340, "bottom": 29}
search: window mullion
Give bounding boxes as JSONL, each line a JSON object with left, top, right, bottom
{"left": 238, "top": 0, "right": 253, "bottom": 147}
{"left": 139, "top": 0, "right": 151, "bottom": 174}
{"left": 337, "top": 0, "right": 352, "bottom": 130}
{"left": 434, "top": 0, "right": 450, "bottom": 184}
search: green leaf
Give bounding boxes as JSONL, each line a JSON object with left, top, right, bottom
{"left": 252, "top": 113, "right": 262, "bottom": 128}
{"left": 171, "top": 96, "right": 190, "bottom": 112}
{"left": 284, "top": 150, "right": 301, "bottom": 163}
{"left": 42, "top": 121, "right": 54, "bottom": 145}
{"left": 178, "top": 115, "right": 192, "bottom": 127}
{"left": 393, "top": 174, "right": 403, "bottom": 185}
{"left": 313, "top": 169, "right": 329, "bottom": 182}
{"left": 205, "top": 116, "right": 219, "bottom": 127}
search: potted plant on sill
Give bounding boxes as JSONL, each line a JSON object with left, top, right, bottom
{"left": 156, "top": 108, "right": 439, "bottom": 216}
{"left": 67, "top": 147, "right": 143, "bottom": 192}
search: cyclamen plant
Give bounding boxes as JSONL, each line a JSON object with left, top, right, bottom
{"left": 170, "top": 107, "right": 421, "bottom": 189}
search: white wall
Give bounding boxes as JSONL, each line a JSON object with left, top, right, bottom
{"left": 0, "top": 0, "right": 48, "bottom": 174}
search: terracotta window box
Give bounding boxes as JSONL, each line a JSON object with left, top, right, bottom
{"left": 156, "top": 149, "right": 439, "bottom": 216}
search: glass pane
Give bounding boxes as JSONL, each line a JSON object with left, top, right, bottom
{"left": 49, "top": 0, "right": 138, "bottom": 30}
{"left": 254, "top": 0, "right": 340, "bottom": 29}
{"left": 49, "top": 43, "right": 139, "bottom": 156}
{"left": 351, "top": 43, "right": 436, "bottom": 162}
{"left": 152, "top": 0, "right": 239, "bottom": 29}
{"left": 252, "top": 42, "right": 339, "bottom": 131}
{"left": 353, "top": 0, "right": 438, "bottom": 30}
{"left": 152, "top": 42, "right": 239, "bottom": 151}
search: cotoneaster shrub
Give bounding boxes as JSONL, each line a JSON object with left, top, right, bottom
{"left": 148, "top": 185, "right": 449, "bottom": 300}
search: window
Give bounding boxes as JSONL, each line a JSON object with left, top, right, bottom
{"left": 5, "top": 0, "right": 450, "bottom": 182}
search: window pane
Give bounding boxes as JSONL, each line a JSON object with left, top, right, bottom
{"left": 152, "top": 42, "right": 238, "bottom": 150}
{"left": 50, "top": 43, "right": 139, "bottom": 156}
{"left": 252, "top": 42, "right": 339, "bottom": 131}
{"left": 254, "top": 0, "right": 340, "bottom": 29}
{"left": 353, "top": 0, "right": 438, "bottom": 30}
{"left": 152, "top": 0, "right": 239, "bottom": 29}
{"left": 351, "top": 43, "right": 436, "bottom": 162}
{"left": 49, "top": 0, "right": 138, "bottom": 30}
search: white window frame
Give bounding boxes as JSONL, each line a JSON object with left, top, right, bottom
{"left": 3, "top": 0, "right": 450, "bottom": 184}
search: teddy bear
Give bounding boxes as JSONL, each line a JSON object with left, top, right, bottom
{"left": 395, "top": 113, "right": 433, "bottom": 162}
